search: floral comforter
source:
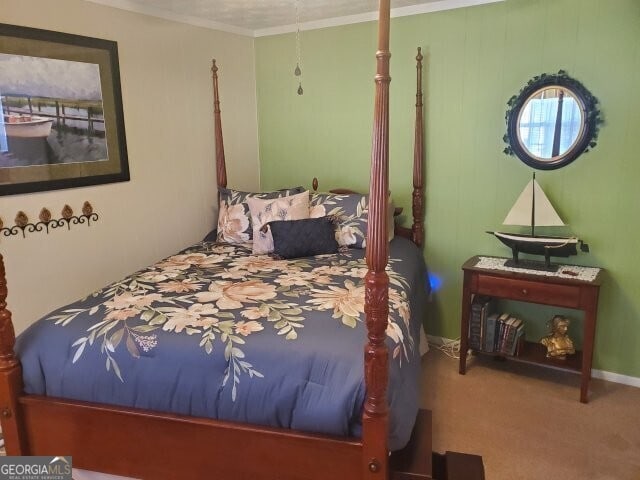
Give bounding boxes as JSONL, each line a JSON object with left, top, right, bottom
{"left": 16, "top": 237, "right": 427, "bottom": 451}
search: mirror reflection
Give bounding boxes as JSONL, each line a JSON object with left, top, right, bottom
{"left": 504, "top": 71, "right": 601, "bottom": 170}
{"left": 517, "top": 87, "right": 583, "bottom": 161}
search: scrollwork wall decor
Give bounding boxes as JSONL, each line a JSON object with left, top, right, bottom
{"left": 0, "top": 202, "right": 99, "bottom": 238}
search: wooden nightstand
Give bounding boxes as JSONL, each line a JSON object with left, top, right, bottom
{"left": 459, "top": 255, "right": 603, "bottom": 403}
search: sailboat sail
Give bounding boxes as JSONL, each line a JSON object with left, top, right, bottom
{"left": 503, "top": 179, "right": 565, "bottom": 227}
{"left": 487, "top": 174, "right": 586, "bottom": 269}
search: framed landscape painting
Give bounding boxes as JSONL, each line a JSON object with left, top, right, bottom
{"left": 0, "top": 23, "right": 129, "bottom": 195}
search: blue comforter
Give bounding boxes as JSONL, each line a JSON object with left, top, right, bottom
{"left": 16, "top": 237, "right": 427, "bottom": 450}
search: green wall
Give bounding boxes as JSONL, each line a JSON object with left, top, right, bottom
{"left": 255, "top": 0, "right": 640, "bottom": 378}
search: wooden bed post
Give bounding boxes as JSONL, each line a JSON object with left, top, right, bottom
{"left": 363, "top": 0, "right": 391, "bottom": 478}
{"left": 211, "top": 59, "right": 227, "bottom": 190}
{"left": 412, "top": 48, "right": 425, "bottom": 249}
{"left": 0, "top": 254, "right": 27, "bottom": 455}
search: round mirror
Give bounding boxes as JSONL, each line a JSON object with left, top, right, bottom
{"left": 504, "top": 71, "right": 602, "bottom": 170}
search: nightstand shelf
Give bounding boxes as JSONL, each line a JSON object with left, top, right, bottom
{"left": 472, "top": 340, "right": 583, "bottom": 373}
{"left": 459, "top": 256, "right": 603, "bottom": 403}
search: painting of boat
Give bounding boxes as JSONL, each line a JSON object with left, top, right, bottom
{"left": 487, "top": 173, "right": 588, "bottom": 271}
{"left": 3, "top": 114, "right": 53, "bottom": 138}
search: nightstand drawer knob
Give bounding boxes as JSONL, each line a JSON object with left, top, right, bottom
{"left": 522, "top": 289, "right": 528, "bottom": 295}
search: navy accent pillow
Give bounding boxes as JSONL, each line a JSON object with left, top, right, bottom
{"left": 269, "top": 217, "right": 339, "bottom": 259}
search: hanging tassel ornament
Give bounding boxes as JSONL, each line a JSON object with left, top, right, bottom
{"left": 295, "top": 62, "right": 303, "bottom": 95}
{"left": 294, "top": 0, "right": 303, "bottom": 95}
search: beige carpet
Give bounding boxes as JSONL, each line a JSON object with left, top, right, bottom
{"left": 422, "top": 349, "right": 640, "bottom": 480}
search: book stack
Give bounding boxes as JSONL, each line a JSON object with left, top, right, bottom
{"left": 487, "top": 313, "right": 525, "bottom": 356}
{"left": 468, "top": 295, "right": 494, "bottom": 351}
{"left": 468, "top": 296, "right": 526, "bottom": 356}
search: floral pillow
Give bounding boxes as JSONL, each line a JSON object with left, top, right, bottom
{"left": 246, "top": 190, "right": 310, "bottom": 254}
{"left": 309, "top": 193, "right": 395, "bottom": 249}
{"left": 310, "top": 193, "right": 368, "bottom": 248}
{"left": 216, "top": 187, "right": 304, "bottom": 244}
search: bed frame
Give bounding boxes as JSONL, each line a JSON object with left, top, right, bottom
{"left": 0, "top": 1, "right": 428, "bottom": 478}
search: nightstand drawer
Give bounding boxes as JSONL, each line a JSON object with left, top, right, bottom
{"left": 476, "top": 274, "right": 581, "bottom": 308}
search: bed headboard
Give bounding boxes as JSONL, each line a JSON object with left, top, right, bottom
{"left": 210, "top": 50, "right": 425, "bottom": 249}
{"left": 310, "top": 48, "right": 426, "bottom": 249}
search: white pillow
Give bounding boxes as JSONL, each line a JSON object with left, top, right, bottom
{"left": 246, "top": 190, "right": 310, "bottom": 254}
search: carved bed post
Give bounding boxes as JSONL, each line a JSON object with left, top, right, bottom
{"left": 211, "top": 59, "right": 227, "bottom": 190}
{"left": 363, "top": 0, "right": 391, "bottom": 478}
{"left": 0, "top": 254, "right": 27, "bottom": 454}
{"left": 412, "top": 48, "right": 425, "bottom": 248}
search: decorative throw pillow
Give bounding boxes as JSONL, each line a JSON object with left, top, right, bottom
{"left": 309, "top": 193, "right": 395, "bottom": 248}
{"left": 309, "top": 193, "right": 367, "bottom": 248}
{"left": 216, "top": 186, "right": 304, "bottom": 244}
{"left": 246, "top": 190, "right": 310, "bottom": 254}
{"left": 269, "top": 217, "right": 339, "bottom": 259}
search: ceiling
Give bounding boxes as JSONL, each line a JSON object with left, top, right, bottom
{"left": 84, "top": 0, "right": 503, "bottom": 36}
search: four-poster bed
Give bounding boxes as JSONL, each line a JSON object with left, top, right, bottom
{"left": 0, "top": 1, "right": 441, "bottom": 478}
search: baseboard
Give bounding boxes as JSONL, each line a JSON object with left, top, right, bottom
{"left": 427, "top": 335, "right": 640, "bottom": 389}
{"left": 590, "top": 369, "right": 640, "bottom": 388}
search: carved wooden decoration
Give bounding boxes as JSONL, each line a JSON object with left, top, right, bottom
{"left": 212, "top": 59, "right": 227, "bottom": 190}
{"left": 0, "top": 253, "right": 26, "bottom": 455}
{"left": 0, "top": 255, "right": 17, "bottom": 370}
{"left": 362, "top": 0, "right": 391, "bottom": 477}
{"left": 412, "top": 47, "right": 425, "bottom": 248}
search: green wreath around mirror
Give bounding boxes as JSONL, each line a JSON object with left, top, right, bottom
{"left": 503, "top": 71, "right": 602, "bottom": 170}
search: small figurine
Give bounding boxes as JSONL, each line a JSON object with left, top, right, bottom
{"left": 540, "top": 315, "right": 576, "bottom": 359}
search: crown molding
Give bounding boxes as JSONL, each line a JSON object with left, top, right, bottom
{"left": 81, "top": 0, "right": 254, "bottom": 36}
{"left": 81, "top": 0, "right": 504, "bottom": 38}
{"left": 254, "top": 0, "right": 505, "bottom": 37}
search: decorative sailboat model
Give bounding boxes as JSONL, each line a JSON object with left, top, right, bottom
{"left": 488, "top": 173, "right": 589, "bottom": 272}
